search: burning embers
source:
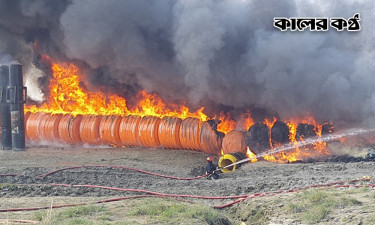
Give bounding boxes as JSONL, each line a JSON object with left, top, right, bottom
{"left": 24, "top": 59, "right": 334, "bottom": 163}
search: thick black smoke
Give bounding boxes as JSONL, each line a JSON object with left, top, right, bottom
{"left": 0, "top": 0, "right": 374, "bottom": 127}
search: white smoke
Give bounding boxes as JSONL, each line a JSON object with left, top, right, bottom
{"left": 24, "top": 64, "right": 45, "bottom": 102}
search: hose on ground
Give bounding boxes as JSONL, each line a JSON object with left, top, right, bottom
{"left": 38, "top": 165, "right": 209, "bottom": 180}
{"left": 0, "top": 174, "right": 19, "bottom": 177}
{"left": 0, "top": 195, "right": 168, "bottom": 212}
{"left": 50, "top": 183, "right": 250, "bottom": 200}
{"left": 49, "top": 177, "right": 372, "bottom": 208}
{"left": 0, "top": 177, "right": 371, "bottom": 212}
{"left": 14, "top": 165, "right": 208, "bottom": 180}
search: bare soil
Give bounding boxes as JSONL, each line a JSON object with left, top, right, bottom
{"left": 0, "top": 145, "right": 375, "bottom": 224}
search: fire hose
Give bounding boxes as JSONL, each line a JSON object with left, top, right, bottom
{"left": 0, "top": 163, "right": 373, "bottom": 212}
{"left": 36, "top": 165, "right": 209, "bottom": 180}
{"left": 0, "top": 195, "right": 172, "bottom": 212}
{"left": 0, "top": 165, "right": 209, "bottom": 180}
{"left": 0, "top": 177, "right": 371, "bottom": 212}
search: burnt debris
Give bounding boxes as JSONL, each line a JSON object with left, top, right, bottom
{"left": 245, "top": 123, "right": 270, "bottom": 155}
{"left": 271, "top": 121, "right": 290, "bottom": 146}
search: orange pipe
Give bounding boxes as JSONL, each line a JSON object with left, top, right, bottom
{"left": 200, "top": 121, "right": 224, "bottom": 155}
{"left": 26, "top": 112, "right": 46, "bottom": 141}
{"left": 179, "top": 118, "right": 202, "bottom": 151}
{"left": 221, "top": 130, "right": 246, "bottom": 154}
{"left": 38, "top": 113, "right": 50, "bottom": 141}
{"left": 119, "top": 115, "right": 141, "bottom": 147}
{"left": 24, "top": 111, "right": 31, "bottom": 140}
{"left": 99, "top": 115, "right": 122, "bottom": 145}
{"left": 24, "top": 113, "right": 225, "bottom": 156}
{"left": 158, "top": 117, "right": 182, "bottom": 149}
{"left": 79, "top": 115, "right": 102, "bottom": 145}
{"left": 58, "top": 114, "right": 83, "bottom": 144}
{"left": 137, "top": 116, "right": 161, "bottom": 148}
{"left": 43, "top": 114, "right": 63, "bottom": 142}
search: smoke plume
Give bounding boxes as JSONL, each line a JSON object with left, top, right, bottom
{"left": 0, "top": 0, "right": 374, "bottom": 127}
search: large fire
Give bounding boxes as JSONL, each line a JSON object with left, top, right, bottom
{"left": 25, "top": 58, "right": 333, "bottom": 163}
{"left": 261, "top": 117, "right": 331, "bottom": 163}
{"left": 26, "top": 62, "right": 209, "bottom": 121}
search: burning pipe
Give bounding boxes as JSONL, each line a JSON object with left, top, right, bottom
{"left": 217, "top": 127, "right": 375, "bottom": 173}
{"left": 218, "top": 152, "right": 247, "bottom": 173}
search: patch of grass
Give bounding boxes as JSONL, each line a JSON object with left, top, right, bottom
{"left": 285, "top": 190, "right": 363, "bottom": 224}
{"left": 287, "top": 202, "right": 305, "bottom": 213}
{"left": 301, "top": 204, "right": 331, "bottom": 224}
{"left": 34, "top": 205, "right": 112, "bottom": 225}
{"left": 339, "top": 196, "right": 362, "bottom": 207}
{"left": 33, "top": 210, "right": 46, "bottom": 221}
{"left": 246, "top": 205, "right": 268, "bottom": 224}
{"left": 60, "top": 218, "right": 92, "bottom": 225}
{"left": 57, "top": 205, "right": 109, "bottom": 219}
{"left": 303, "top": 189, "right": 332, "bottom": 204}
{"left": 227, "top": 202, "right": 269, "bottom": 225}
{"left": 33, "top": 206, "right": 56, "bottom": 225}
{"left": 127, "top": 198, "right": 227, "bottom": 224}
{"left": 345, "top": 186, "right": 368, "bottom": 194}
{"left": 61, "top": 218, "right": 131, "bottom": 225}
{"left": 0, "top": 184, "right": 17, "bottom": 190}
{"left": 364, "top": 212, "right": 375, "bottom": 224}
{"left": 31, "top": 199, "right": 228, "bottom": 225}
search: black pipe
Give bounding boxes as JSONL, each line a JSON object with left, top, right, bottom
{"left": 8, "top": 64, "right": 26, "bottom": 151}
{"left": 0, "top": 65, "right": 11, "bottom": 150}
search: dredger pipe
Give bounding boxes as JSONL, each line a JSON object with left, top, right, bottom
{"left": 0, "top": 65, "right": 11, "bottom": 150}
{"left": 8, "top": 64, "right": 26, "bottom": 150}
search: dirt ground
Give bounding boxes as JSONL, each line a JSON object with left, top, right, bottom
{"left": 1, "top": 144, "right": 375, "bottom": 224}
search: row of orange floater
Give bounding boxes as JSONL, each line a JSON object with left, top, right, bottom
{"left": 25, "top": 112, "right": 228, "bottom": 155}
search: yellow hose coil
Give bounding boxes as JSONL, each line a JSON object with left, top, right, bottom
{"left": 218, "top": 152, "right": 246, "bottom": 173}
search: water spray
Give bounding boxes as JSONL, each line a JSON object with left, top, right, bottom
{"left": 219, "top": 128, "right": 375, "bottom": 171}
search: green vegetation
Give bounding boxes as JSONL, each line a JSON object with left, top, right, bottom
{"left": 364, "top": 212, "right": 375, "bottom": 224}
{"left": 0, "top": 183, "right": 17, "bottom": 190}
{"left": 127, "top": 198, "right": 227, "bottom": 224}
{"left": 24, "top": 189, "right": 375, "bottom": 224}
{"left": 226, "top": 188, "right": 367, "bottom": 225}
{"left": 32, "top": 198, "right": 230, "bottom": 225}
{"left": 33, "top": 205, "right": 112, "bottom": 225}
{"left": 58, "top": 205, "right": 109, "bottom": 219}
{"left": 287, "top": 189, "right": 362, "bottom": 224}
{"left": 226, "top": 201, "right": 270, "bottom": 225}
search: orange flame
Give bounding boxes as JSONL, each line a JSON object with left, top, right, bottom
{"left": 243, "top": 111, "right": 254, "bottom": 131}
{"left": 246, "top": 146, "right": 257, "bottom": 163}
{"left": 264, "top": 117, "right": 277, "bottom": 149}
{"left": 264, "top": 117, "right": 277, "bottom": 129}
{"left": 262, "top": 117, "right": 332, "bottom": 163}
{"left": 216, "top": 112, "right": 236, "bottom": 134}
{"left": 25, "top": 62, "right": 208, "bottom": 121}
